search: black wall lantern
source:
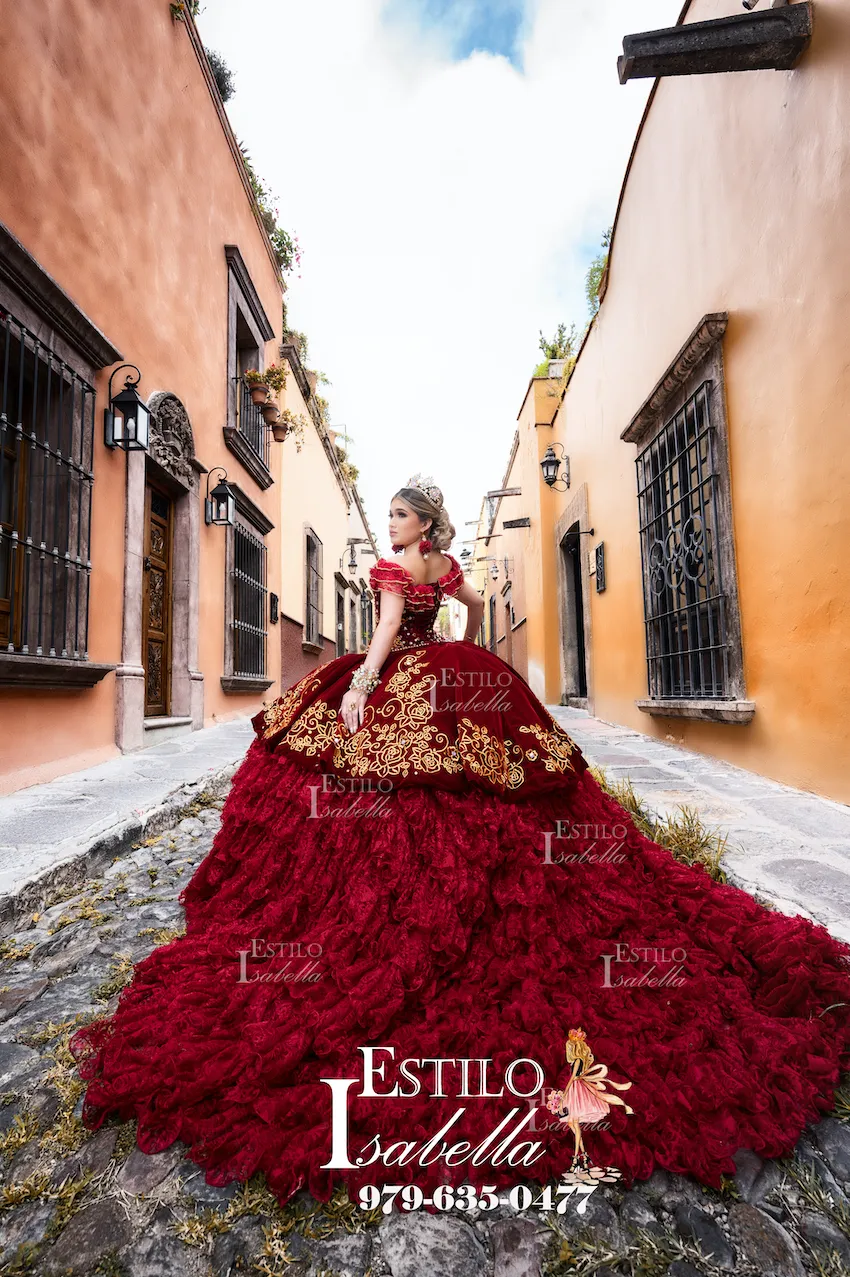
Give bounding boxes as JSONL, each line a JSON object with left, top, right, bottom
{"left": 540, "top": 443, "right": 570, "bottom": 491}
{"left": 205, "top": 467, "right": 236, "bottom": 526}
{"left": 104, "top": 364, "right": 150, "bottom": 451}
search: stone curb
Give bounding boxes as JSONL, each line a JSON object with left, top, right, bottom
{"left": 0, "top": 759, "right": 241, "bottom": 936}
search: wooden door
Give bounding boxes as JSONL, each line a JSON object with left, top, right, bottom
{"left": 142, "top": 483, "right": 173, "bottom": 717}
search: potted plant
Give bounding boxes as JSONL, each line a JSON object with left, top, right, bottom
{"left": 243, "top": 369, "right": 269, "bottom": 405}
{"left": 263, "top": 363, "right": 287, "bottom": 395}
{"left": 274, "top": 409, "right": 308, "bottom": 449}
{"left": 261, "top": 401, "right": 281, "bottom": 426}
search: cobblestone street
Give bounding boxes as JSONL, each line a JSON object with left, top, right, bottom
{"left": 2, "top": 758, "right": 850, "bottom": 1275}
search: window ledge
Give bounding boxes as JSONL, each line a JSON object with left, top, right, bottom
{"left": 220, "top": 674, "right": 274, "bottom": 694}
{"left": 302, "top": 639, "right": 323, "bottom": 656}
{"left": 635, "top": 698, "right": 755, "bottom": 724}
{"left": 0, "top": 653, "right": 115, "bottom": 689}
{"left": 222, "top": 426, "right": 273, "bottom": 490}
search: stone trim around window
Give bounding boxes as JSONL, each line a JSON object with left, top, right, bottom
{"left": 621, "top": 313, "right": 728, "bottom": 447}
{"left": 635, "top": 697, "right": 755, "bottom": 724}
{"left": 223, "top": 245, "right": 275, "bottom": 487}
{"left": 622, "top": 313, "right": 752, "bottom": 724}
{"left": 303, "top": 525, "right": 324, "bottom": 652}
{"left": 224, "top": 246, "right": 274, "bottom": 342}
{"left": 0, "top": 653, "right": 115, "bottom": 689}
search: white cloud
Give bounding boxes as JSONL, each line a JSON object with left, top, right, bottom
{"left": 197, "top": 0, "right": 676, "bottom": 550}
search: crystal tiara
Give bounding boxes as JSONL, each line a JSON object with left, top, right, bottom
{"left": 404, "top": 473, "right": 444, "bottom": 509}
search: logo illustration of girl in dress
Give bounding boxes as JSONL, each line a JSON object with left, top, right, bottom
{"left": 546, "top": 1027, "right": 634, "bottom": 1184}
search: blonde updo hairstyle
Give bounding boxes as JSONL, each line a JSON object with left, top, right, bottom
{"left": 393, "top": 486, "right": 456, "bottom": 553}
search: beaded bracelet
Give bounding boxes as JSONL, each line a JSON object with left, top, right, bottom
{"left": 349, "top": 664, "right": 381, "bottom": 695}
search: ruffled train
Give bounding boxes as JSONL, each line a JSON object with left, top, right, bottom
{"left": 69, "top": 738, "right": 850, "bottom": 1207}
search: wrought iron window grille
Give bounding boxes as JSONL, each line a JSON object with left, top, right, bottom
{"left": 232, "top": 521, "right": 268, "bottom": 677}
{"left": 0, "top": 305, "right": 95, "bottom": 660}
{"left": 636, "top": 380, "right": 730, "bottom": 700}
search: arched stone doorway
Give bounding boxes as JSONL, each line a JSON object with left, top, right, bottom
{"left": 115, "top": 392, "right": 205, "bottom": 751}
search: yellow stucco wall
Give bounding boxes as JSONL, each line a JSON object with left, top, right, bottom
{"left": 550, "top": 0, "right": 850, "bottom": 802}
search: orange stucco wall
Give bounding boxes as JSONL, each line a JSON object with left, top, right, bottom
{"left": 550, "top": 0, "right": 850, "bottom": 802}
{"left": 0, "top": 0, "right": 283, "bottom": 790}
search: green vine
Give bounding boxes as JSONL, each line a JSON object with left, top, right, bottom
{"left": 238, "top": 144, "right": 301, "bottom": 275}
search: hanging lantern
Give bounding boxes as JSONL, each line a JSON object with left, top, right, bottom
{"left": 205, "top": 467, "right": 236, "bottom": 527}
{"left": 104, "top": 365, "right": 150, "bottom": 451}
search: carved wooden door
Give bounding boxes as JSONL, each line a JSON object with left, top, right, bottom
{"left": 142, "top": 483, "right": 173, "bottom": 717}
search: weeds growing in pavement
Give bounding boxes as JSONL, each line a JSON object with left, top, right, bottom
{"left": 590, "top": 767, "right": 727, "bottom": 883}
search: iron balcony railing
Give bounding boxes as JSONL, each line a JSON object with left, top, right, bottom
{"left": 237, "top": 379, "right": 270, "bottom": 469}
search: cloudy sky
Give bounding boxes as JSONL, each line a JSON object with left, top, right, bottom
{"left": 196, "top": 0, "right": 676, "bottom": 555}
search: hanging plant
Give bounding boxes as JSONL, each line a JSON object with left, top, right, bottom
{"left": 263, "top": 363, "right": 287, "bottom": 395}
{"left": 278, "top": 410, "right": 308, "bottom": 452}
{"left": 243, "top": 368, "right": 269, "bottom": 404}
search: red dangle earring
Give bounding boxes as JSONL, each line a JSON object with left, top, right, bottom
{"left": 418, "top": 536, "right": 433, "bottom": 557}
{"left": 392, "top": 543, "right": 405, "bottom": 554}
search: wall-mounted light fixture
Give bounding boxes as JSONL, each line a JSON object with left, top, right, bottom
{"left": 346, "top": 537, "right": 371, "bottom": 577}
{"left": 104, "top": 364, "right": 150, "bottom": 451}
{"left": 205, "top": 467, "right": 236, "bottom": 526}
{"left": 540, "top": 443, "right": 570, "bottom": 491}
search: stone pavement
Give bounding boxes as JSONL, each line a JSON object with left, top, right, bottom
{"left": 2, "top": 794, "right": 850, "bottom": 1276}
{"left": 0, "top": 719, "right": 254, "bottom": 929}
{"left": 549, "top": 705, "right": 850, "bottom": 947}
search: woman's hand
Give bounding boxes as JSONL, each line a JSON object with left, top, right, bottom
{"left": 339, "top": 687, "right": 368, "bottom": 736}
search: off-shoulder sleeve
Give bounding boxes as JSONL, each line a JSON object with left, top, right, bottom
{"left": 438, "top": 554, "right": 464, "bottom": 598}
{"left": 369, "top": 558, "right": 408, "bottom": 596}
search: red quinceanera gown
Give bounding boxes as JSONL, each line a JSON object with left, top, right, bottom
{"left": 70, "top": 553, "right": 850, "bottom": 1207}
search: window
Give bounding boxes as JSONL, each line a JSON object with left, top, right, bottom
{"left": 488, "top": 594, "right": 497, "bottom": 652}
{"left": 360, "top": 584, "right": 373, "bottom": 649}
{"left": 223, "top": 246, "right": 275, "bottom": 490}
{"left": 636, "top": 383, "right": 729, "bottom": 699}
{"left": 335, "top": 578, "right": 346, "bottom": 657}
{"left": 232, "top": 522, "right": 267, "bottom": 678}
{"left": 0, "top": 305, "right": 95, "bottom": 661}
{"left": 235, "top": 314, "right": 269, "bottom": 470}
{"left": 624, "top": 313, "right": 751, "bottom": 720}
{"left": 305, "top": 528, "right": 323, "bottom": 647}
{"left": 221, "top": 486, "right": 274, "bottom": 693}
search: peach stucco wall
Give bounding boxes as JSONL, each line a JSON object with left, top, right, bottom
{"left": 277, "top": 373, "right": 350, "bottom": 645}
{"left": 0, "top": 0, "right": 283, "bottom": 790}
{"left": 551, "top": 0, "right": 850, "bottom": 802}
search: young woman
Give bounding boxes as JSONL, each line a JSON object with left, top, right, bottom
{"left": 70, "top": 474, "right": 850, "bottom": 1208}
